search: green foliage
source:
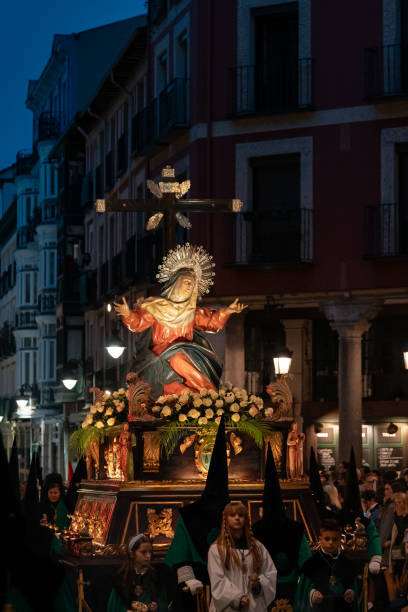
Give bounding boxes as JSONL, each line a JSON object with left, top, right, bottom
{"left": 68, "top": 426, "right": 105, "bottom": 457}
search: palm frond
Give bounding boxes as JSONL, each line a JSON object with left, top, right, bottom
{"left": 232, "top": 419, "right": 272, "bottom": 448}
{"left": 68, "top": 427, "right": 105, "bottom": 457}
{"left": 158, "top": 421, "right": 194, "bottom": 459}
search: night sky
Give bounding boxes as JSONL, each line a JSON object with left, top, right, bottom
{"left": 1, "top": 0, "right": 146, "bottom": 170}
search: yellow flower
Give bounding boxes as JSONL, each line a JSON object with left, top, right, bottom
{"left": 116, "top": 404, "right": 124, "bottom": 413}
{"left": 249, "top": 406, "right": 258, "bottom": 417}
{"left": 112, "top": 391, "right": 119, "bottom": 399}
{"left": 188, "top": 408, "right": 200, "bottom": 419}
{"left": 232, "top": 386, "right": 241, "bottom": 394}
{"left": 199, "top": 388, "right": 209, "bottom": 397}
{"left": 193, "top": 398, "right": 203, "bottom": 408}
{"left": 107, "top": 417, "right": 116, "bottom": 426}
{"left": 95, "top": 421, "right": 104, "bottom": 429}
{"left": 255, "top": 398, "right": 264, "bottom": 408}
{"left": 205, "top": 408, "right": 214, "bottom": 419}
{"left": 198, "top": 416, "right": 208, "bottom": 425}
{"left": 219, "top": 388, "right": 226, "bottom": 397}
{"left": 152, "top": 406, "right": 161, "bottom": 413}
{"left": 215, "top": 416, "right": 221, "bottom": 424}
{"left": 203, "top": 398, "right": 212, "bottom": 407}
{"left": 118, "top": 388, "right": 126, "bottom": 394}
{"left": 264, "top": 407, "right": 274, "bottom": 418}
{"left": 81, "top": 421, "right": 88, "bottom": 429}
{"left": 161, "top": 406, "right": 172, "bottom": 417}
{"left": 175, "top": 403, "right": 182, "bottom": 411}
{"left": 230, "top": 403, "right": 240, "bottom": 412}
{"left": 239, "top": 400, "right": 248, "bottom": 408}
{"left": 86, "top": 414, "right": 93, "bottom": 423}
{"left": 96, "top": 403, "right": 104, "bottom": 413}
{"left": 249, "top": 394, "right": 258, "bottom": 403}
{"left": 90, "top": 405, "right": 97, "bottom": 414}
{"left": 225, "top": 392, "right": 235, "bottom": 404}
{"left": 216, "top": 408, "right": 224, "bottom": 416}
{"left": 179, "top": 413, "right": 187, "bottom": 422}
{"left": 215, "top": 399, "right": 224, "bottom": 408}
{"left": 105, "top": 407, "right": 113, "bottom": 416}
{"left": 156, "top": 395, "right": 166, "bottom": 404}
{"left": 231, "top": 413, "right": 240, "bottom": 423}
{"left": 209, "top": 389, "right": 218, "bottom": 400}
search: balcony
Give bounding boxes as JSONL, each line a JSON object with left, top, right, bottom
{"left": 15, "top": 310, "right": 37, "bottom": 330}
{"left": 38, "top": 292, "right": 57, "bottom": 314}
{"left": 41, "top": 199, "right": 56, "bottom": 223}
{"left": 365, "top": 44, "right": 408, "bottom": 100}
{"left": 364, "top": 203, "right": 408, "bottom": 258}
{"left": 95, "top": 164, "right": 103, "bottom": 199}
{"left": 116, "top": 134, "right": 127, "bottom": 178}
{"left": 226, "top": 208, "right": 313, "bottom": 266}
{"left": 105, "top": 151, "right": 114, "bottom": 192}
{"left": 131, "top": 78, "right": 190, "bottom": 156}
{"left": 231, "top": 59, "right": 313, "bottom": 116}
{"left": 17, "top": 226, "right": 36, "bottom": 249}
{"left": 38, "top": 111, "right": 61, "bottom": 142}
{"left": 16, "top": 149, "right": 37, "bottom": 176}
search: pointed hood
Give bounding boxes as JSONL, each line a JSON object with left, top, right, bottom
{"left": 262, "top": 442, "right": 285, "bottom": 518}
{"left": 341, "top": 447, "right": 362, "bottom": 526}
{"left": 35, "top": 448, "right": 43, "bottom": 487}
{"left": 202, "top": 416, "right": 229, "bottom": 502}
{"left": 252, "top": 442, "right": 304, "bottom": 567}
{"left": 65, "top": 458, "right": 87, "bottom": 513}
{"left": 8, "top": 436, "right": 21, "bottom": 517}
{"left": 0, "top": 430, "right": 12, "bottom": 520}
{"left": 23, "top": 452, "right": 40, "bottom": 526}
{"left": 178, "top": 417, "right": 230, "bottom": 561}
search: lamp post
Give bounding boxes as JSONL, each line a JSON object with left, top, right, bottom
{"left": 272, "top": 346, "right": 293, "bottom": 377}
{"left": 105, "top": 331, "right": 126, "bottom": 360}
{"left": 15, "top": 384, "right": 37, "bottom": 418}
{"left": 403, "top": 346, "right": 408, "bottom": 370}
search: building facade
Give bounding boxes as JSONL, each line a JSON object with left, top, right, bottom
{"left": 75, "top": 0, "right": 408, "bottom": 470}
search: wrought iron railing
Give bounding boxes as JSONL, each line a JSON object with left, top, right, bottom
{"left": 38, "top": 292, "right": 57, "bottom": 314}
{"left": 131, "top": 78, "right": 190, "bottom": 155}
{"left": 231, "top": 59, "right": 313, "bottom": 116}
{"left": 364, "top": 203, "right": 408, "bottom": 257}
{"left": 228, "top": 208, "right": 313, "bottom": 265}
{"left": 15, "top": 310, "right": 37, "bottom": 329}
{"left": 365, "top": 44, "right": 408, "bottom": 99}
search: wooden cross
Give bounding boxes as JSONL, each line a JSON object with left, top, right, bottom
{"left": 95, "top": 165, "right": 243, "bottom": 252}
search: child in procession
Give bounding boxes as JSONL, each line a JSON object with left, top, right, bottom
{"left": 207, "top": 501, "right": 277, "bottom": 611}
{"left": 295, "top": 519, "right": 359, "bottom": 611}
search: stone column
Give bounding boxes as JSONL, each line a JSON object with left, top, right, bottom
{"left": 322, "top": 302, "right": 380, "bottom": 466}
{"left": 223, "top": 314, "right": 245, "bottom": 388}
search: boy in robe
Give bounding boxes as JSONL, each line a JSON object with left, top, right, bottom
{"left": 294, "top": 519, "right": 359, "bottom": 611}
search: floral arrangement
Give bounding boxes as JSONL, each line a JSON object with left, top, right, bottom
{"left": 149, "top": 384, "right": 274, "bottom": 458}
{"left": 69, "top": 388, "right": 129, "bottom": 456}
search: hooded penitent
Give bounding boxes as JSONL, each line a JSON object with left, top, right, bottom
{"left": 252, "top": 443, "right": 304, "bottom": 571}
{"left": 165, "top": 416, "right": 229, "bottom": 569}
{"left": 339, "top": 447, "right": 363, "bottom": 527}
{"left": 8, "top": 436, "right": 20, "bottom": 518}
{"left": 309, "top": 447, "right": 326, "bottom": 517}
{"left": 65, "top": 458, "right": 87, "bottom": 513}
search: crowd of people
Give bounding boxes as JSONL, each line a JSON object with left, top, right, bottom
{"left": 4, "top": 422, "right": 408, "bottom": 612}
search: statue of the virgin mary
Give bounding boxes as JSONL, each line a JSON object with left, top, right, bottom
{"left": 114, "top": 243, "right": 246, "bottom": 397}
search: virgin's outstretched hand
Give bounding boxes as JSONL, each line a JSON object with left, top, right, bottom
{"left": 226, "top": 298, "right": 248, "bottom": 314}
{"left": 113, "top": 297, "right": 131, "bottom": 318}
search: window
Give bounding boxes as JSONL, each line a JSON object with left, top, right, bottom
{"left": 24, "top": 352, "right": 30, "bottom": 384}
{"left": 157, "top": 52, "right": 168, "bottom": 94}
{"left": 48, "top": 340, "right": 55, "bottom": 380}
{"left": 176, "top": 32, "right": 188, "bottom": 78}
{"left": 397, "top": 147, "right": 408, "bottom": 255}
{"left": 25, "top": 274, "right": 31, "bottom": 303}
{"left": 249, "top": 154, "right": 303, "bottom": 262}
{"left": 49, "top": 251, "right": 56, "bottom": 286}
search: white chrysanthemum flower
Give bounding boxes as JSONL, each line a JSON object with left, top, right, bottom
{"left": 225, "top": 392, "right": 235, "bottom": 404}
{"left": 193, "top": 398, "right": 203, "bottom": 408}
{"left": 175, "top": 403, "right": 182, "bottom": 411}
{"left": 161, "top": 406, "right": 172, "bottom": 417}
{"left": 179, "top": 394, "right": 189, "bottom": 405}
{"left": 264, "top": 407, "right": 274, "bottom": 418}
{"left": 152, "top": 405, "right": 161, "bottom": 413}
{"left": 112, "top": 391, "right": 119, "bottom": 399}
{"left": 215, "top": 416, "right": 221, "bottom": 424}
{"left": 105, "top": 407, "right": 113, "bottom": 416}
{"left": 81, "top": 421, "right": 88, "bottom": 429}
{"left": 248, "top": 406, "right": 258, "bottom": 417}
{"left": 209, "top": 389, "right": 218, "bottom": 400}
{"left": 205, "top": 408, "right": 214, "bottom": 419}
{"left": 96, "top": 403, "right": 104, "bottom": 413}
{"left": 239, "top": 400, "right": 248, "bottom": 408}
{"left": 118, "top": 388, "right": 126, "bottom": 394}
{"left": 230, "top": 403, "right": 240, "bottom": 412}
{"left": 231, "top": 413, "right": 240, "bottom": 422}
{"left": 249, "top": 395, "right": 258, "bottom": 403}
{"left": 107, "top": 417, "right": 116, "bottom": 426}
{"left": 199, "top": 388, "right": 209, "bottom": 397}
{"left": 86, "top": 414, "right": 93, "bottom": 423}
{"left": 95, "top": 421, "right": 104, "bottom": 429}
{"left": 216, "top": 408, "right": 225, "bottom": 416}
{"left": 90, "top": 405, "right": 97, "bottom": 414}
{"left": 203, "top": 398, "right": 212, "bottom": 407}
{"left": 179, "top": 413, "right": 187, "bottom": 422}
{"left": 156, "top": 395, "right": 166, "bottom": 404}
{"left": 198, "top": 416, "right": 208, "bottom": 425}
{"left": 215, "top": 399, "right": 224, "bottom": 408}
{"left": 188, "top": 408, "right": 200, "bottom": 419}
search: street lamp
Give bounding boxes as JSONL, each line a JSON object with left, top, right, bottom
{"left": 105, "top": 332, "right": 126, "bottom": 359}
{"left": 61, "top": 364, "right": 79, "bottom": 390}
{"left": 273, "top": 346, "right": 293, "bottom": 376}
{"left": 16, "top": 384, "right": 30, "bottom": 409}
{"left": 403, "top": 345, "right": 408, "bottom": 370}
{"left": 15, "top": 384, "right": 36, "bottom": 417}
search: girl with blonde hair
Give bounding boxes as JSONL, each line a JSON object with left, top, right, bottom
{"left": 208, "top": 501, "right": 277, "bottom": 611}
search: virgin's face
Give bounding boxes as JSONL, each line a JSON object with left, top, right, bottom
{"left": 174, "top": 275, "right": 194, "bottom": 301}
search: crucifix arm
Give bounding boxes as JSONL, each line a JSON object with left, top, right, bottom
{"left": 95, "top": 198, "right": 243, "bottom": 214}
{"left": 95, "top": 199, "right": 168, "bottom": 213}
{"left": 176, "top": 199, "right": 243, "bottom": 213}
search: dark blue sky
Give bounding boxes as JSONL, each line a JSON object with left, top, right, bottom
{"left": 1, "top": 0, "right": 146, "bottom": 170}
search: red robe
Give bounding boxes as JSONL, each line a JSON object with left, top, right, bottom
{"left": 122, "top": 307, "right": 230, "bottom": 394}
